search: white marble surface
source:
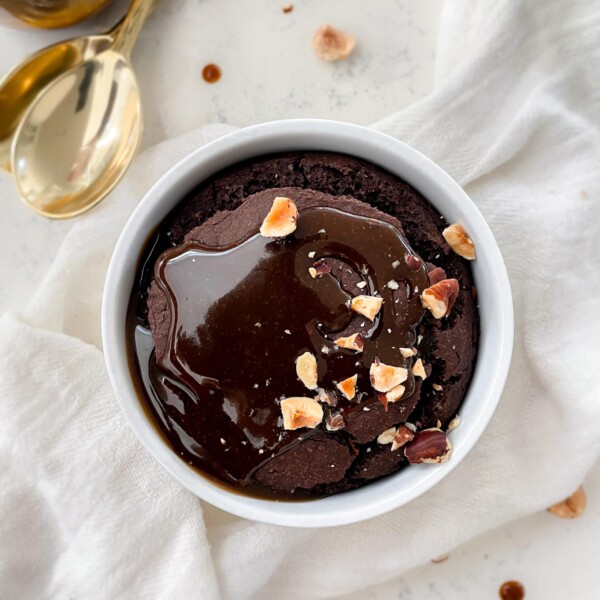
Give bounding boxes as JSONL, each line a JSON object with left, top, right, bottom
{"left": 0, "top": 1, "right": 595, "bottom": 597}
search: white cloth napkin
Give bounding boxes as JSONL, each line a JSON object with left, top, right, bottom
{"left": 1, "top": 0, "right": 599, "bottom": 598}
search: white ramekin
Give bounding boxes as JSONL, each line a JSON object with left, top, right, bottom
{"left": 102, "top": 119, "right": 513, "bottom": 528}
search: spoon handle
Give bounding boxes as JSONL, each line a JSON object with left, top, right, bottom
{"left": 112, "top": 0, "right": 158, "bottom": 57}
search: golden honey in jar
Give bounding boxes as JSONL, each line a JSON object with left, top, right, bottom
{"left": 0, "top": 0, "right": 114, "bottom": 29}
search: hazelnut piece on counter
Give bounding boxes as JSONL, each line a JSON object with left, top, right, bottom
{"left": 412, "top": 358, "right": 427, "bottom": 380}
{"left": 547, "top": 486, "right": 586, "bottom": 519}
{"left": 281, "top": 397, "right": 324, "bottom": 430}
{"left": 431, "top": 554, "right": 449, "bottom": 564}
{"left": 296, "top": 351, "right": 318, "bottom": 390}
{"left": 351, "top": 295, "right": 383, "bottom": 320}
{"left": 391, "top": 425, "right": 415, "bottom": 451}
{"left": 370, "top": 359, "right": 408, "bottom": 393}
{"left": 336, "top": 374, "right": 358, "bottom": 400}
{"left": 421, "top": 279, "right": 459, "bottom": 319}
{"left": 260, "top": 197, "right": 298, "bottom": 238}
{"left": 404, "top": 428, "right": 452, "bottom": 464}
{"left": 442, "top": 223, "right": 476, "bottom": 260}
{"left": 334, "top": 333, "right": 364, "bottom": 352}
{"left": 312, "top": 24, "right": 356, "bottom": 62}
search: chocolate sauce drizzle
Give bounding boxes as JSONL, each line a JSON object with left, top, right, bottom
{"left": 130, "top": 207, "right": 429, "bottom": 495}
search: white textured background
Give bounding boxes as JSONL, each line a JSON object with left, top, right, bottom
{"left": 0, "top": 1, "right": 595, "bottom": 597}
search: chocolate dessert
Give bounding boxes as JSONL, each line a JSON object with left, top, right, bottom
{"left": 127, "top": 152, "right": 479, "bottom": 499}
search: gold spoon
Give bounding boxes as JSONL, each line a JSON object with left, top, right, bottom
{"left": 11, "top": 0, "right": 156, "bottom": 219}
{"left": 0, "top": 23, "right": 122, "bottom": 173}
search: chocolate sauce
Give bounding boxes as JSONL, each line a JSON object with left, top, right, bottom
{"left": 129, "top": 206, "right": 429, "bottom": 497}
{"left": 202, "top": 63, "right": 221, "bottom": 84}
{"left": 499, "top": 580, "right": 525, "bottom": 600}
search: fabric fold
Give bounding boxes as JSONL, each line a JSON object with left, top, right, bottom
{"left": 1, "top": 0, "right": 599, "bottom": 598}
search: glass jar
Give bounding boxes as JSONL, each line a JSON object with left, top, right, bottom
{"left": 0, "top": 0, "right": 114, "bottom": 29}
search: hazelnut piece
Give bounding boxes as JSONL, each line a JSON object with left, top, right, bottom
{"left": 351, "top": 295, "right": 383, "bottom": 320}
{"left": 391, "top": 425, "right": 415, "bottom": 451}
{"left": 399, "top": 347, "right": 417, "bottom": 358}
{"left": 405, "top": 254, "right": 423, "bottom": 271}
{"left": 427, "top": 266, "right": 447, "bottom": 286}
{"left": 404, "top": 428, "right": 452, "bottom": 464}
{"left": 311, "top": 259, "right": 331, "bottom": 277}
{"left": 412, "top": 358, "right": 427, "bottom": 380}
{"left": 296, "top": 351, "right": 318, "bottom": 390}
{"left": 336, "top": 374, "right": 358, "bottom": 400}
{"left": 312, "top": 24, "right": 356, "bottom": 62}
{"left": 260, "top": 197, "right": 298, "bottom": 238}
{"left": 421, "top": 279, "right": 459, "bottom": 319}
{"left": 447, "top": 416, "right": 461, "bottom": 431}
{"left": 377, "top": 427, "right": 397, "bottom": 445}
{"left": 385, "top": 384, "right": 406, "bottom": 403}
{"left": 315, "top": 388, "right": 337, "bottom": 406}
{"left": 548, "top": 486, "right": 586, "bottom": 519}
{"left": 442, "top": 223, "right": 476, "bottom": 260}
{"left": 325, "top": 410, "right": 345, "bottom": 432}
{"left": 334, "top": 333, "right": 364, "bottom": 352}
{"left": 370, "top": 359, "right": 408, "bottom": 393}
{"left": 280, "top": 397, "right": 324, "bottom": 430}
{"left": 431, "top": 554, "right": 449, "bottom": 564}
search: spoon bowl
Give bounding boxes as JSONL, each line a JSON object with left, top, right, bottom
{"left": 0, "top": 33, "right": 115, "bottom": 172}
{"left": 10, "top": 0, "right": 155, "bottom": 219}
{"left": 12, "top": 51, "right": 142, "bottom": 218}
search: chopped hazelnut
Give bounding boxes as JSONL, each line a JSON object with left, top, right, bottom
{"left": 336, "top": 374, "right": 358, "bottom": 400}
{"left": 548, "top": 487, "right": 586, "bottom": 519}
{"left": 405, "top": 254, "right": 423, "bottom": 271}
{"left": 296, "top": 351, "right": 318, "bottom": 390}
{"left": 385, "top": 384, "right": 405, "bottom": 403}
{"left": 432, "top": 383, "right": 443, "bottom": 391}
{"left": 281, "top": 397, "right": 324, "bottom": 430}
{"left": 315, "top": 388, "right": 337, "bottom": 406}
{"left": 311, "top": 259, "right": 331, "bottom": 277}
{"left": 370, "top": 359, "right": 408, "bottom": 393}
{"left": 442, "top": 223, "right": 476, "bottom": 260}
{"left": 391, "top": 425, "right": 415, "bottom": 451}
{"left": 447, "top": 416, "right": 461, "bottom": 431}
{"left": 377, "top": 427, "right": 397, "bottom": 445}
{"left": 351, "top": 295, "right": 383, "bottom": 320}
{"left": 421, "top": 279, "right": 459, "bottom": 319}
{"left": 399, "top": 347, "right": 417, "bottom": 358}
{"left": 259, "top": 197, "right": 298, "bottom": 238}
{"left": 427, "top": 266, "right": 447, "bottom": 286}
{"left": 325, "top": 411, "right": 345, "bottom": 431}
{"left": 432, "top": 554, "right": 449, "bottom": 564}
{"left": 404, "top": 428, "right": 452, "bottom": 464}
{"left": 412, "top": 358, "right": 427, "bottom": 380}
{"left": 334, "top": 333, "right": 364, "bottom": 352}
{"left": 312, "top": 24, "right": 356, "bottom": 62}
{"left": 308, "top": 267, "right": 318, "bottom": 278}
